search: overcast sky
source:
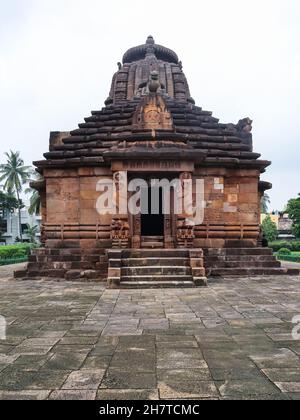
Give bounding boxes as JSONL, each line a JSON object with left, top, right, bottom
{"left": 0, "top": 0, "right": 299, "bottom": 210}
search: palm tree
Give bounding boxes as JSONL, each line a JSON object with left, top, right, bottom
{"left": 25, "top": 173, "right": 43, "bottom": 216}
{"left": 0, "top": 151, "right": 32, "bottom": 241}
{"left": 24, "top": 224, "right": 39, "bottom": 244}
{"left": 25, "top": 188, "right": 41, "bottom": 216}
{"left": 261, "top": 193, "right": 271, "bottom": 214}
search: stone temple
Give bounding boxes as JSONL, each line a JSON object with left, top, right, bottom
{"left": 17, "top": 36, "right": 298, "bottom": 287}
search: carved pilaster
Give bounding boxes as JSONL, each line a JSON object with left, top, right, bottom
{"left": 111, "top": 217, "right": 130, "bottom": 249}
{"left": 132, "top": 214, "right": 141, "bottom": 249}
{"left": 164, "top": 215, "right": 174, "bottom": 249}
{"left": 176, "top": 172, "right": 195, "bottom": 248}
{"left": 176, "top": 217, "right": 195, "bottom": 248}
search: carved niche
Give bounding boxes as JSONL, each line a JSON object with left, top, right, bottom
{"left": 132, "top": 72, "right": 174, "bottom": 133}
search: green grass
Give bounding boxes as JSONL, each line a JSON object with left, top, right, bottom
{"left": 276, "top": 251, "right": 300, "bottom": 263}
{"left": 0, "top": 243, "right": 36, "bottom": 261}
{"left": 0, "top": 257, "right": 28, "bottom": 266}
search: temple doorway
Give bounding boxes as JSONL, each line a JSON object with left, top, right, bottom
{"left": 141, "top": 186, "right": 164, "bottom": 237}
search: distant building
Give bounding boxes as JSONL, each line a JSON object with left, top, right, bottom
{"left": 278, "top": 212, "right": 294, "bottom": 240}
{"left": 0, "top": 209, "right": 41, "bottom": 245}
{"left": 0, "top": 185, "right": 41, "bottom": 245}
{"left": 261, "top": 212, "right": 295, "bottom": 241}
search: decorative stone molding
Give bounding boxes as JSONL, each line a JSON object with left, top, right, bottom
{"left": 177, "top": 218, "right": 195, "bottom": 248}
{"left": 111, "top": 218, "right": 130, "bottom": 249}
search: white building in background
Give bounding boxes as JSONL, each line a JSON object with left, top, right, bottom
{"left": 0, "top": 185, "right": 41, "bottom": 245}
{"left": 0, "top": 209, "right": 41, "bottom": 245}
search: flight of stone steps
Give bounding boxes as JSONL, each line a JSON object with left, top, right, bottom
{"left": 204, "top": 248, "right": 300, "bottom": 277}
{"left": 108, "top": 249, "right": 207, "bottom": 289}
{"left": 140, "top": 236, "right": 164, "bottom": 249}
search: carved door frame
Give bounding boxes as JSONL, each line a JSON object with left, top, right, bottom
{"left": 130, "top": 176, "right": 176, "bottom": 249}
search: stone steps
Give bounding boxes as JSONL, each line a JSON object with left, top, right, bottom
{"left": 208, "top": 261, "right": 282, "bottom": 269}
{"left": 203, "top": 247, "right": 299, "bottom": 277}
{"left": 109, "top": 248, "right": 207, "bottom": 289}
{"left": 122, "top": 257, "right": 191, "bottom": 267}
{"left": 121, "top": 280, "right": 196, "bottom": 289}
{"left": 122, "top": 250, "right": 190, "bottom": 258}
{"left": 205, "top": 255, "right": 278, "bottom": 263}
{"left": 121, "top": 266, "right": 192, "bottom": 276}
{"left": 121, "top": 275, "right": 194, "bottom": 282}
{"left": 141, "top": 236, "right": 164, "bottom": 248}
{"left": 141, "top": 236, "right": 164, "bottom": 241}
{"left": 209, "top": 267, "right": 293, "bottom": 277}
{"left": 205, "top": 248, "right": 273, "bottom": 256}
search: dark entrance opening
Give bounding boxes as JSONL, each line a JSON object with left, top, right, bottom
{"left": 141, "top": 186, "right": 164, "bottom": 236}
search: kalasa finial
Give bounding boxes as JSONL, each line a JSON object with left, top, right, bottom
{"left": 146, "top": 35, "right": 155, "bottom": 45}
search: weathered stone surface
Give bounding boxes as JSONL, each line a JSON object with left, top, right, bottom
{"left": 62, "top": 370, "right": 106, "bottom": 390}
{"left": 49, "top": 390, "right": 96, "bottom": 400}
{"left": 2, "top": 264, "right": 300, "bottom": 399}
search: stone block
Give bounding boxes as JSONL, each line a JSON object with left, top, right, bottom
{"left": 107, "top": 278, "right": 121, "bottom": 289}
{"left": 65, "top": 270, "right": 82, "bottom": 281}
{"left": 108, "top": 268, "right": 121, "bottom": 278}
{"left": 14, "top": 270, "right": 28, "bottom": 279}
{"left": 192, "top": 268, "right": 206, "bottom": 277}
{"left": 194, "top": 277, "right": 208, "bottom": 287}
{"left": 82, "top": 270, "right": 101, "bottom": 280}
{"left": 190, "top": 258, "right": 204, "bottom": 268}
{"left": 189, "top": 249, "right": 204, "bottom": 259}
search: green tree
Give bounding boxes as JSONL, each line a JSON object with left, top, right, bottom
{"left": 286, "top": 194, "right": 300, "bottom": 238}
{"left": 25, "top": 173, "right": 43, "bottom": 216}
{"left": 261, "top": 193, "right": 271, "bottom": 214}
{"left": 25, "top": 189, "right": 41, "bottom": 216}
{"left": 24, "top": 224, "right": 39, "bottom": 244}
{"left": 261, "top": 215, "right": 278, "bottom": 242}
{"left": 0, "top": 151, "right": 32, "bottom": 242}
{"left": 0, "top": 192, "right": 21, "bottom": 214}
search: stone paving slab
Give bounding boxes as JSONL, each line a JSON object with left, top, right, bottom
{"left": 0, "top": 264, "right": 300, "bottom": 399}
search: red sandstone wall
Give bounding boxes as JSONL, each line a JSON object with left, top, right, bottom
{"left": 42, "top": 167, "right": 260, "bottom": 249}
{"left": 43, "top": 168, "right": 113, "bottom": 249}
{"left": 193, "top": 168, "right": 260, "bottom": 248}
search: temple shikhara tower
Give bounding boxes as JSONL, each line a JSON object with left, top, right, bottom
{"left": 18, "top": 36, "right": 296, "bottom": 287}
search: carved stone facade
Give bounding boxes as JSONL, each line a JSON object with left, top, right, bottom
{"left": 16, "top": 36, "right": 298, "bottom": 285}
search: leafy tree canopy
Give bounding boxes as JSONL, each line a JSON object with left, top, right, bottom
{"left": 286, "top": 193, "right": 300, "bottom": 238}
{"left": 261, "top": 215, "right": 278, "bottom": 243}
{"left": 0, "top": 192, "right": 23, "bottom": 216}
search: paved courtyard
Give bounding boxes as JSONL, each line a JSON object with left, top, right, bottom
{"left": 0, "top": 264, "right": 300, "bottom": 400}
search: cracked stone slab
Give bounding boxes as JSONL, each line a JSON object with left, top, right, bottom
{"left": 97, "top": 389, "right": 159, "bottom": 400}
{"left": 158, "top": 381, "right": 219, "bottom": 399}
{"left": 49, "top": 390, "right": 96, "bottom": 400}
{"left": 275, "top": 382, "right": 300, "bottom": 393}
{"left": 217, "top": 378, "right": 281, "bottom": 397}
{"left": 101, "top": 370, "right": 156, "bottom": 389}
{"left": 0, "top": 391, "right": 51, "bottom": 400}
{"left": 62, "top": 369, "right": 106, "bottom": 390}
